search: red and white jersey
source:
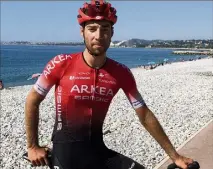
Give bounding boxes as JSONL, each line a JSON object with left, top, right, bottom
{"left": 34, "top": 52, "right": 145, "bottom": 142}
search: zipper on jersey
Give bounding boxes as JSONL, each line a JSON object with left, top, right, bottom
{"left": 89, "top": 68, "right": 98, "bottom": 140}
{"left": 93, "top": 68, "right": 98, "bottom": 96}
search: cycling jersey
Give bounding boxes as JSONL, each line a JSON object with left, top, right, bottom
{"left": 34, "top": 52, "right": 145, "bottom": 143}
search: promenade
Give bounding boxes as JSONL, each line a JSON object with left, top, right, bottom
{"left": 154, "top": 120, "right": 213, "bottom": 169}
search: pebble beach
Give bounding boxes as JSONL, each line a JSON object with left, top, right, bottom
{"left": 0, "top": 58, "right": 212, "bottom": 169}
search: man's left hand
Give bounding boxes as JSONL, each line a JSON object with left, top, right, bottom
{"left": 174, "top": 155, "right": 194, "bottom": 169}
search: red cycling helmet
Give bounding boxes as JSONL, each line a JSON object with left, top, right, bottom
{"left": 77, "top": 0, "right": 117, "bottom": 25}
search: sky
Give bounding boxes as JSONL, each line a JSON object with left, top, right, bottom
{"left": 1, "top": 1, "right": 213, "bottom": 42}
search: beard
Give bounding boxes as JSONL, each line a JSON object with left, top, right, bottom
{"left": 84, "top": 39, "right": 110, "bottom": 56}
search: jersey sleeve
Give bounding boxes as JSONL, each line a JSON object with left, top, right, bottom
{"left": 34, "top": 54, "right": 72, "bottom": 96}
{"left": 120, "top": 66, "right": 146, "bottom": 109}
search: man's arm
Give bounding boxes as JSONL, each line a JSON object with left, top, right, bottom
{"left": 25, "top": 88, "right": 45, "bottom": 148}
{"left": 120, "top": 66, "right": 193, "bottom": 168}
{"left": 135, "top": 105, "right": 179, "bottom": 161}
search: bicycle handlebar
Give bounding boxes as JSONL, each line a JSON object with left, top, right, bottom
{"left": 167, "top": 161, "right": 200, "bottom": 169}
{"left": 22, "top": 150, "right": 53, "bottom": 168}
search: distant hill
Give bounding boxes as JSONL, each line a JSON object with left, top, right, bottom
{"left": 111, "top": 39, "right": 151, "bottom": 47}
{"left": 1, "top": 39, "right": 213, "bottom": 49}
{"left": 110, "top": 39, "right": 213, "bottom": 49}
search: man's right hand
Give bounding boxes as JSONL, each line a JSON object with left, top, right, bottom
{"left": 27, "top": 146, "right": 49, "bottom": 166}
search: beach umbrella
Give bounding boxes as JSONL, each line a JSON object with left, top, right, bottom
{"left": 27, "top": 73, "right": 41, "bottom": 80}
{"left": 147, "top": 61, "right": 155, "bottom": 65}
{"left": 163, "top": 58, "right": 168, "bottom": 62}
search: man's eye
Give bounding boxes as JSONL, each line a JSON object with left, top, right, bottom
{"left": 102, "top": 28, "right": 109, "bottom": 31}
{"left": 89, "top": 29, "right": 96, "bottom": 32}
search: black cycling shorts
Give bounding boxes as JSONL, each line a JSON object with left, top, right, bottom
{"left": 51, "top": 142, "right": 145, "bottom": 169}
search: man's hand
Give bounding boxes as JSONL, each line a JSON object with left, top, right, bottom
{"left": 28, "top": 146, "right": 49, "bottom": 166}
{"left": 174, "top": 154, "right": 193, "bottom": 169}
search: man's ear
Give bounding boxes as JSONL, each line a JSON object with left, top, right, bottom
{"left": 80, "top": 26, "right": 84, "bottom": 37}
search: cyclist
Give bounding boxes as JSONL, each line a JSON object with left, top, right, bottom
{"left": 25, "top": 0, "right": 194, "bottom": 168}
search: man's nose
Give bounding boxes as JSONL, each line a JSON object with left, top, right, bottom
{"left": 95, "top": 29, "right": 104, "bottom": 40}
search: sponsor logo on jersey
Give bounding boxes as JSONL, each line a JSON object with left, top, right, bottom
{"left": 56, "top": 86, "right": 63, "bottom": 130}
{"left": 97, "top": 73, "right": 116, "bottom": 84}
{"left": 130, "top": 93, "right": 145, "bottom": 109}
{"left": 98, "top": 73, "right": 111, "bottom": 78}
{"left": 99, "top": 73, "right": 105, "bottom": 77}
{"left": 78, "top": 72, "right": 90, "bottom": 75}
{"left": 71, "top": 85, "right": 114, "bottom": 102}
{"left": 98, "top": 78, "right": 116, "bottom": 85}
{"left": 70, "top": 85, "right": 114, "bottom": 96}
{"left": 74, "top": 95, "right": 109, "bottom": 102}
{"left": 69, "top": 76, "right": 90, "bottom": 80}
{"left": 43, "top": 54, "right": 72, "bottom": 78}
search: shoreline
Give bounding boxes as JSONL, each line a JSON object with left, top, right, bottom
{"left": 132, "top": 55, "right": 210, "bottom": 71}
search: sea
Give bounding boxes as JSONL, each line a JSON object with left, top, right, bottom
{"left": 0, "top": 45, "right": 207, "bottom": 88}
